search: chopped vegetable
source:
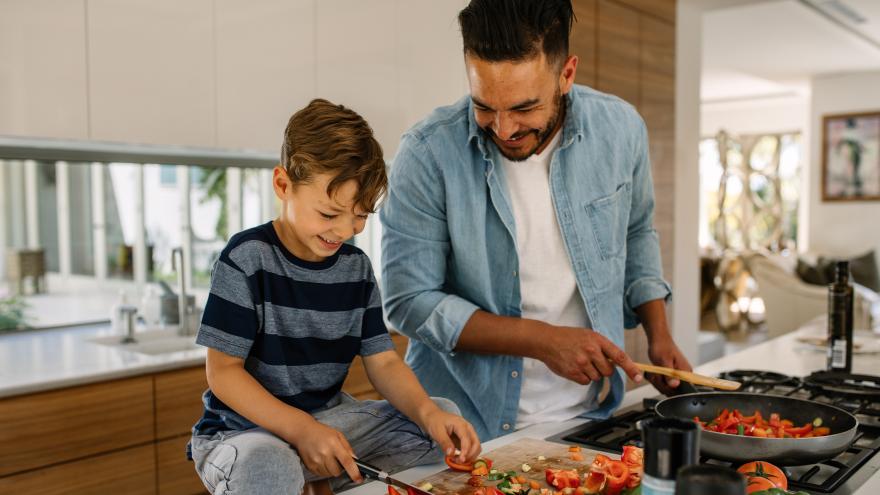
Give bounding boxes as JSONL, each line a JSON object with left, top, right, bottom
{"left": 695, "top": 409, "right": 831, "bottom": 438}
{"left": 546, "top": 468, "right": 581, "bottom": 489}
{"left": 537, "top": 456, "right": 546, "bottom": 461}
{"left": 569, "top": 446, "right": 582, "bottom": 453}
{"left": 419, "top": 483, "right": 433, "bottom": 492}
{"left": 570, "top": 452, "right": 584, "bottom": 461}
{"left": 522, "top": 463, "right": 532, "bottom": 473}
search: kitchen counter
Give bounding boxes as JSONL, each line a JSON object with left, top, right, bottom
{"left": 0, "top": 323, "right": 205, "bottom": 399}
{"left": 344, "top": 326, "right": 880, "bottom": 495}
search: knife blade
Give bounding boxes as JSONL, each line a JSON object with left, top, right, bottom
{"left": 354, "top": 459, "right": 432, "bottom": 495}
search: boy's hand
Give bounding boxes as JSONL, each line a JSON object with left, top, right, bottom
{"left": 288, "top": 420, "right": 363, "bottom": 483}
{"left": 421, "top": 409, "right": 481, "bottom": 464}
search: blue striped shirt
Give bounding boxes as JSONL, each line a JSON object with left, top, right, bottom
{"left": 192, "top": 221, "right": 393, "bottom": 436}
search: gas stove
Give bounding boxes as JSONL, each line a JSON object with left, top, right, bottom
{"left": 547, "top": 370, "right": 880, "bottom": 495}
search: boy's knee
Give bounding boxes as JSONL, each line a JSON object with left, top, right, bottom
{"left": 431, "top": 397, "right": 461, "bottom": 416}
{"left": 232, "top": 442, "right": 306, "bottom": 492}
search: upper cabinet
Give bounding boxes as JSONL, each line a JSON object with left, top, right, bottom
{"left": 0, "top": 0, "right": 89, "bottom": 140}
{"left": 316, "top": 0, "right": 400, "bottom": 156}
{"left": 87, "top": 0, "right": 215, "bottom": 147}
{"left": 214, "top": 0, "right": 316, "bottom": 152}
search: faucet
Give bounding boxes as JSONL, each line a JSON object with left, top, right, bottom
{"left": 171, "top": 247, "right": 193, "bottom": 336}
{"left": 118, "top": 305, "right": 139, "bottom": 344}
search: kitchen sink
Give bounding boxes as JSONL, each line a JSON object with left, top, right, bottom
{"left": 89, "top": 328, "right": 200, "bottom": 355}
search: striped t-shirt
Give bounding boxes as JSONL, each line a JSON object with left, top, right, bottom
{"left": 192, "top": 221, "right": 393, "bottom": 436}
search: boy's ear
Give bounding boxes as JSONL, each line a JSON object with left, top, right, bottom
{"left": 272, "top": 166, "right": 290, "bottom": 200}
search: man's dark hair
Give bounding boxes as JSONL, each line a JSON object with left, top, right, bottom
{"left": 458, "top": 0, "right": 574, "bottom": 67}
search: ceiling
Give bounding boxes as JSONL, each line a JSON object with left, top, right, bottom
{"left": 701, "top": 0, "right": 880, "bottom": 102}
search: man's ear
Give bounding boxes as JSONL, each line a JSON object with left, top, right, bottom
{"left": 272, "top": 166, "right": 289, "bottom": 200}
{"left": 559, "top": 55, "right": 578, "bottom": 94}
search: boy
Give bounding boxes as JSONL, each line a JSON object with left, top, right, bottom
{"left": 189, "top": 99, "right": 480, "bottom": 495}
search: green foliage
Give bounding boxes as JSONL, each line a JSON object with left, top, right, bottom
{"left": 200, "top": 167, "right": 228, "bottom": 240}
{"left": 0, "top": 295, "right": 29, "bottom": 331}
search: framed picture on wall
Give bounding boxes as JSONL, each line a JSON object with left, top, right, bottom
{"left": 822, "top": 110, "right": 880, "bottom": 201}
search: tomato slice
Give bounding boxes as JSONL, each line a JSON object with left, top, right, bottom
{"left": 445, "top": 455, "right": 474, "bottom": 472}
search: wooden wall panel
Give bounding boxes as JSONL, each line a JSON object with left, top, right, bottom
{"left": 640, "top": 15, "right": 676, "bottom": 284}
{"left": 571, "top": 0, "right": 597, "bottom": 88}
{"left": 157, "top": 435, "right": 207, "bottom": 495}
{"left": 614, "top": 0, "right": 676, "bottom": 23}
{"left": 0, "top": 444, "right": 156, "bottom": 495}
{"left": 597, "top": 0, "right": 640, "bottom": 106}
{"left": 0, "top": 375, "right": 154, "bottom": 477}
{"left": 155, "top": 366, "right": 209, "bottom": 439}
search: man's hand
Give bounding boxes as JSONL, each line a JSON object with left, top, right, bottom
{"left": 287, "top": 419, "right": 363, "bottom": 483}
{"left": 536, "top": 323, "right": 644, "bottom": 385}
{"left": 646, "top": 330, "right": 692, "bottom": 395}
{"left": 420, "top": 408, "right": 481, "bottom": 464}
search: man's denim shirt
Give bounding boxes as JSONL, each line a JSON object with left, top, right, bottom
{"left": 380, "top": 84, "right": 671, "bottom": 441}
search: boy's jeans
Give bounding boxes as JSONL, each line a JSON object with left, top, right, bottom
{"left": 190, "top": 394, "right": 458, "bottom": 495}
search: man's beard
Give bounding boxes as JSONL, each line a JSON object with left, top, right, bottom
{"left": 482, "top": 91, "right": 565, "bottom": 162}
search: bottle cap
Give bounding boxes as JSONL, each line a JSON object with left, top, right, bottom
{"left": 674, "top": 465, "right": 745, "bottom": 495}
{"left": 642, "top": 417, "right": 700, "bottom": 480}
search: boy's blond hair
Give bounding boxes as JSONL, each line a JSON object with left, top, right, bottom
{"left": 281, "top": 98, "right": 387, "bottom": 213}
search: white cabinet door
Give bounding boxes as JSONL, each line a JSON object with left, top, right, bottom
{"left": 87, "top": 0, "right": 215, "bottom": 147}
{"left": 316, "top": 0, "right": 400, "bottom": 156}
{"left": 215, "top": 0, "right": 316, "bottom": 153}
{"left": 396, "top": 0, "right": 469, "bottom": 133}
{"left": 0, "top": 0, "right": 89, "bottom": 140}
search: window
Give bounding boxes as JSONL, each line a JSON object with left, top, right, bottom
{"left": 699, "top": 132, "right": 801, "bottom": 251}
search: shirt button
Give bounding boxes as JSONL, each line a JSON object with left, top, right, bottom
{"left": 502, "top": 423, "right": 511, "bottom": 431}
{"left": 513, "top": 270, "right": 517, "bottom": 277}
{"left": 511, "top": 371, "right": 518, "bottom": 378}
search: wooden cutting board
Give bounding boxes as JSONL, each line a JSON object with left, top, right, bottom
{"left": 417, "top": 437, "right": 613, "bottom": 495}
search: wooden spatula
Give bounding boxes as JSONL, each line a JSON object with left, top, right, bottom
{"left": 634, "top": 362, "right": 741, "bottom": 390}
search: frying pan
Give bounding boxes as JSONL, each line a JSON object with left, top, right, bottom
{"left": 654, "top": 392, "right": 859, "bottom": 465}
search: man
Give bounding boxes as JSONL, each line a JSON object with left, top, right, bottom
{"left": 380, "top": 0, "right": 691, "bottom": 441}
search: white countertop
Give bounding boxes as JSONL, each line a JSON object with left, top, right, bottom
{"left": 0, "top": 323, "right": 205, "bottom": 398}
{"left": 344, "top": 327, "right": 880, "bottom": 495}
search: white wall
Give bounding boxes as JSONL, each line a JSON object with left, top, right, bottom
{"left": 701, "top": 94, "right": 807, "bottom": 137}
{"left": 672, "top": 0, "right": 702, "bottom": 364}
{"left": 808, "top": 71, "right": 880, "bottom": 258}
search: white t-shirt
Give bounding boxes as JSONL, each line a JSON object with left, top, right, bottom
{"left": 499, "top": 130, "right": 598, "bottom": 429}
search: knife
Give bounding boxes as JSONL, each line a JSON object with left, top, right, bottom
{"left": 354, "top": 459, "right": 433, "bottom": 495}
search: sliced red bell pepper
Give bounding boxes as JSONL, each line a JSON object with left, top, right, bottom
{"left": 546, "top": 468, "right": 581, "bottom": 489}
{"left": 784, "top": 423, "right": 813, "bottom": 436}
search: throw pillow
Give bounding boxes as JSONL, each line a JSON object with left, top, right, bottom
{"left": 849, "top": 250, "right": 880, "bottom": 293}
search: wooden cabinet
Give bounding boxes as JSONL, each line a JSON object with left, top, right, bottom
{"left": 0, "top": 375, "right": 154, "bottom": 477}
{"left": 0, "top": 444, "right": 156, "bottom": 495}
{"left": 0, "top": 334, "right": 409, "bottom": 492}
{"left": 157, "top": 435, "right": 205, "bottom": 495}
{"left": 155, "top": 366, "right": 209, "bottom": 439}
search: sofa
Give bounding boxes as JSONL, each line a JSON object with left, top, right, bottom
{"left": 745, "top": 251, "right": 880, "bottom": 339}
